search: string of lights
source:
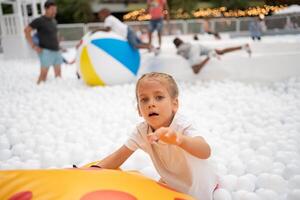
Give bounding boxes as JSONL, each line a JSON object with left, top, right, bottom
{"left": 123, "top": 5, "right": 287, "bottom": 21}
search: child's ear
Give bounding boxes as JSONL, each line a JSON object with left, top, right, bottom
{"left": 172, "top": 98, "right": 179, "bottom": 113}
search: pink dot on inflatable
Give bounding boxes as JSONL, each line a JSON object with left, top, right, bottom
{"left": 80, "top": 190, "right": 137, "bottom": 200}
{"left": 174, "top": 198, "right": 187, "bottom": 200}
{"left": 8, "top": 191, "right": 33, "bottom": 200}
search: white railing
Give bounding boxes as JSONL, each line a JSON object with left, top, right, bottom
{"left": 1, "top": 13, "right": 300, "bottom": 50}
{"left": 57, "top": 13, "right": 300, "bottom": 43}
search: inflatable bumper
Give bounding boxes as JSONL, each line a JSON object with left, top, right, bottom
{"left": 0, "top": 169, "right": 195, "bottom": 200}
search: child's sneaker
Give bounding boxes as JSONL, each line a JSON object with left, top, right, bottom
{"left": 242, "top": 44, "right": 252, "bottom": 57}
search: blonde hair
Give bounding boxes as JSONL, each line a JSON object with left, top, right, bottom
{"left": 135, "top": 72, "right": 179, "bottom": 101}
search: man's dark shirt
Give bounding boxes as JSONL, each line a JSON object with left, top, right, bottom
{"left": 30, "top": 16, "right": 59, "bottom": 51}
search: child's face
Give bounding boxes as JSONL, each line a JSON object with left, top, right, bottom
{"left": 98, "top": 11, "right": 108, "bottom": 22}
{"left": 137, "top": 78, "right": 178, "bottom": 130}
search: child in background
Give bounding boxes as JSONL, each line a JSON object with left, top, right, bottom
{"left": 83, "top": 72, "right": 217, "bottom": 200}
{"left": 173, "top": 37, "right": 251, "bottom": 74}
{"left": 95, "top": 8, "right": 158, "bottom": 54}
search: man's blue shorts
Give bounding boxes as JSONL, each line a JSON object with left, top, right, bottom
{"left": 38, "top": 49, "right": 63, "bottom": 68}
{"left": 149, "top": 18, "right": 164, "bottom": 33}
{"left": 127, "top": 27, "right": 142, "bottom": 48}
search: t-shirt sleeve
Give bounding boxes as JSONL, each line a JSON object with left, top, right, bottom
{"left": 183, "top": 124, "right": 201, "bottom": 138}
{"left": 188, "top": 44, "right": 202, "bottom": 66}
{"left": 172, "top": 114, "right": 201, "bottom": 138}
{"left": 124, "top": 127, "right": 140, "bottom": 151}
{"left": 104, "top": 17, "right": 112, "bottom": 28}
{"left": 177, "top": 43, "right": 191, "bottom": 59}
{"left": 29, "top": 18, "right": 40, "bottom": 29}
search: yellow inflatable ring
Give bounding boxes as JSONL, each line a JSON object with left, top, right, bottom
{"left": 0, "top": 168, "right": 195, "bottom": 200}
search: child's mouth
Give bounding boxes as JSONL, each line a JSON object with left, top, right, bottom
{"left": 148, "top": 112, "right": 159, "bottom": 117}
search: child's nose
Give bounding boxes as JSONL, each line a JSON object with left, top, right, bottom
{"left": 148, "top": 99, "right": 156, "bottom": 107}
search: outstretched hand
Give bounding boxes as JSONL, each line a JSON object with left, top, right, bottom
{"left": 147, "top": 127, "right": 183, "bottom": 145}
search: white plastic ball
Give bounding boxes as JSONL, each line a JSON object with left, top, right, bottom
{"left": 287, "top": 189, "right": 300, "bottom": 200}
{"left": 0, "top": 149, "right": 12, "bottom": 161}
{"left": 213, "top": 188, "right": 232, "bottom": 200}
{"left": 228, "top": 161, "right": 245, "bottom": 176}
{"left": 256, "top": 188, "right": 279, "bottom": 200}
{"left": 219, "top": 175, "right": 238, "bottom": 191}
{"left": 236, "top": 175, "right": 256, "bottom": 192}
{"left": 288, "top": 175, "right": 300, "bottom": 190}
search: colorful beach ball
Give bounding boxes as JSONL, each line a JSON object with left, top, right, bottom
{"left": 77, "top": 31, "right": 141, "bottom": 86}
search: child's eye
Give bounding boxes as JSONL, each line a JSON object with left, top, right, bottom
{"left": 140, "top": 98, "right": 148, "bottom": 103}
{"left": 156, "top": 96, "right": 164, "bottom": 100}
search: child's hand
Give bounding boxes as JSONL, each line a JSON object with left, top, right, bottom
{"left": 147, "top": 133, "right": 160, "bottom": 144}
{"left": 148, "top": 127, "right": 183, "bottom": 145}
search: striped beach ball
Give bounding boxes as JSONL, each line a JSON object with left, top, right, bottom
{"left": 77, "top": 31, "right": 141, "bottom": 86}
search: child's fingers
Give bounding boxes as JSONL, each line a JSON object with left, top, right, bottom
{"left": 154, "top": 127, "right": 168, "bottom": 137}
{"left": 156, "top": 128, "right": 178, "bottom": 144}
{"left": 147, "top": 134, "right": 159, "bottom": 144}
{"left": 175, "top": 132, "right": 183, "bottom": 145}
{"left": 152, "top": 128, "right": 180, "bottom": 145}
{"left": 165, "top": 128, "right": 174, "bottom": 137}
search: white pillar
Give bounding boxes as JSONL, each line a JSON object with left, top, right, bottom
{"left": 14, "top": 0, "right": 25, "bottom": 33}
{"left": 0, "top": 2, "right": 4, "bottom": 36}
{"left": 40, "top": 0, "right": 46, "bottom": 14}
{"left": 0, "top": 2, "right": 3, "bottom": 53}
{"left": 22, "top": 1, "right": 29, "bottom": 27}
{"left": 2, "top": 0, "right": 36, "bottom": 59}
{"left": 32, "top": 0, "right": 39, "bottom": 17}
{"left": 0, "top": 2, "right": 3, "bottom": 16}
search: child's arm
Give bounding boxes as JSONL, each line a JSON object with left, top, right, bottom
{"left": 24, "top": 26, "right": 42, "bottom": 53}
{"left": 191, "top": 56, "right": 210, "bottom": 74}
{"left": 149, "top": 127, "right": 211, "bottom": 159}
{"left": 178, "top": 135, "right": 211, "bottom": 159}
{"left": 89, "top": 145, "right": 134, "bottom": 169}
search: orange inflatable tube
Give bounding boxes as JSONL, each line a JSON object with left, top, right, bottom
{"left": 0, "top": 168, "right": 195, "bottom": 200}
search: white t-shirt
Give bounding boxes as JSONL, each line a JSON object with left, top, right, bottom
{"left": 177, "top": 43, "right": 213, "bottom": 66}
{"left": 104, "top": 15, "right": 128, "bottom": 39}
{"left": 125, "top": 113, "right": 217, "bottom": 200}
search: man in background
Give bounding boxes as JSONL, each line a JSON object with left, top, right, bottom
{"left": 24, "top": 0, "right": 63, "bottom": 84}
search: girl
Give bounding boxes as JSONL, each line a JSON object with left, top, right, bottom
{"left": 85, "top": 72, "right": 217, "bottom": 200}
